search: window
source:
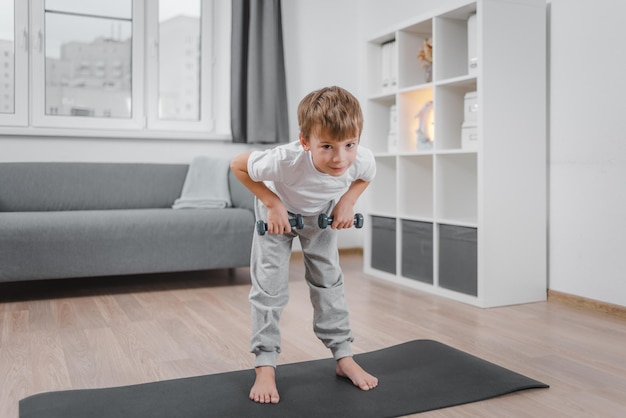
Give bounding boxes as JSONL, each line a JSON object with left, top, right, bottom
{"left": 0, "top": 0, "right": 231, "bottom": 139}
{"left": 0, "top": 0, "right": 27, "bottom": 126}
{"left": 145, "top": 0, "right": 215, "bottom": 131}
{"left": 42, "top": 0, "right": 134, "bottom": 119}
{"left": 30, "top": 0, "right": 144, "bottom": 130}
{"left": 0, "top": 0, "right": 15, "bottom": 115}
{"left": 157, "top": 1, "right": 201, "bottom": 121}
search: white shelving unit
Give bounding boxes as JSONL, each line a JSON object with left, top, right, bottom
{"left": 362, "top": 0, "right": 547, "bottom": 308}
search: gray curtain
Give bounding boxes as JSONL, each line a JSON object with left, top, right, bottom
{"left": 231, "top": 0, "right": 289, "bottom": 144}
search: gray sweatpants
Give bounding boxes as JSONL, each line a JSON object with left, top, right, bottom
{"left": 250, "top": 198, "right": 354, "bottom": 367}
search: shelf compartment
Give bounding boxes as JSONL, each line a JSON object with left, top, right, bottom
{"left": 398, "top": 87, "right": 434, "bottom": 152}
{"left": 434, "top": 80, "right": 477, "bottom": 150}
{"left": 397, "top": 19, "right": 433, "bottom": 88}
{"left": 401, "top": 220, "right": 433, "bottom": 284}
{"left": 371, "top": 216, "right": 397, "bottom": 274}
{"left": 398, "top": 155, "right": 433, "bottom": 218}
{"left": 369, "top": 156, "right": 397, "bottom": 214}
{"left": 435, "top": 153, "right": 477, "bottom": 223}
{"left": 438, "top": 224, "right": 477, "bottom": 296}
{"left": 363, "top": 94, "right": 396, "bottom": 154}
{"left": 433, "top": 2, "right": 476, "bottom": 80}
{"left": 433, "top": 16, "right": 468, "bottom": 80}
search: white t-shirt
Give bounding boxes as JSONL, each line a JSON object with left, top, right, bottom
{"left": 248, "top": 141, "right": 376, "bottom": 216}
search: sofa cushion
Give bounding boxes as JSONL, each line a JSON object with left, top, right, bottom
{"left": 0, "top": 208, "right": 255, "bottom": 281}
{"left": 0, "top": 163, "right": 188, "bottom": 212}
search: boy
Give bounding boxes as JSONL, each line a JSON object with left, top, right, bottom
{"left": 231, "top": 86, "right": 378, "bottom": 404}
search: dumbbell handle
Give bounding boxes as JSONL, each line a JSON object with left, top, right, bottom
{"left": 318, "top": 213, "right": 364, "bottom": 229}
{"left": 256, "top": 214, "right": 304, "bottom": 236}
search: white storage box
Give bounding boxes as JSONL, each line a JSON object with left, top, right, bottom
{"left": 468, "top": 13, "right": 478, "bottom": 75}
{"left": 462, "top": 123, "right": 478, "bottom": 150}
{"left": 464, "top": 91, "right": 478, "bottom": 124}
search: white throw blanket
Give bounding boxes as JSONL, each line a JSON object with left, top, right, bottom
{"left": 172, "top": 156, "right": 232, "bottom": 209}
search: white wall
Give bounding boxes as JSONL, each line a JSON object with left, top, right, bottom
{"left": 282, "top": 0, "right": 364, "bottom": 248}
{"left": 0, "top": 135, "right": 252, "bottom": 163}
{"left": 548, "top": 0, "right": 626, "bottom": 307}
{"left": 282, "top": 0, "right": 360, "bottom": 141}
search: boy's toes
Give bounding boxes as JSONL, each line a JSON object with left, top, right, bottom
{"left": 358, "top": 377, "right": 378, "bottom": 391}
{"left": 251, "top": 392, "right": 280, "bottom": 404}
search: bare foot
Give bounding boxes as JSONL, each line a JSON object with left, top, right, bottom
{"left": 336, "top": 356, "right": 378, "bottom": 391}
{"left": 249, "top": 366, "right": 280, "bottom": 404}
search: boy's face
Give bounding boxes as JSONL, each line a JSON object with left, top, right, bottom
{"left": 299, "top": 133, "right": 359, "bottom": 177}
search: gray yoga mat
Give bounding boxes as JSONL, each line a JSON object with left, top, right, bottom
{"left": 20, "top": 339, "right": 548, "bottom": 418}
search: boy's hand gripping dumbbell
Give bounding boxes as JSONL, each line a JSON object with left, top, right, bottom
{"left": 256, "top": 214, "right": 304, "bottom": 236}
{"left": 318, "top": 213, "right": 364, "bottom": 229}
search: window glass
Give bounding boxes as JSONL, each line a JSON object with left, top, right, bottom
{"left": 45, "top": 0, "right": 132, "bottom": 19}
{"left": 44, "top": 1, "right": 132, "bottom": 118}
{"left": 0, "top": 0, "right": 15, "bottom": 114}
{"left": 158, "top": 0, "right": 201, "bottom": 121}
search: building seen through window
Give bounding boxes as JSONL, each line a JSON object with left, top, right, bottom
{"left": 158, "top": 13, "right": 201, "bottom": 121}
{"left": 0, "top": 0, "right": 15, "bottom": 114}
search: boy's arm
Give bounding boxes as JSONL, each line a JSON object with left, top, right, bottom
{"left": 331, "top": 179, "right": 370, "bottom": 229}
{"left": 230, "top": 152, "right": 292, "bottom": 234}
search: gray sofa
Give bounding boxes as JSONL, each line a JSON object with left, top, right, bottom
{"left": 0, "top": 162, "right": 255, "bottom": 283}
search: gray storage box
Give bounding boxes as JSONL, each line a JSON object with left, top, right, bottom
{"left": 401, "top": 220, "right": 433, "bottom": 284}
{"left": 371, "top": 216, "right": 396, "bottom": 274}
{"left": 439, "top": 224, "right": 477, "bottom": 296}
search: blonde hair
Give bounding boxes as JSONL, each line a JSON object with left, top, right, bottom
{"left": 297, "top": 86, "right": 363, "bottom": 141}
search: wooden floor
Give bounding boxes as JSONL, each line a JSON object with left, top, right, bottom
{"left": 1, "top": 252, "right": 625, "bottom": 417}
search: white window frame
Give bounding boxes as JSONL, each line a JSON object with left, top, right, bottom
{"left": 0, "top": 0, "right": 28, "bottom": 127}
{"left": 145, "top": 0, "right": 213, "bottom": 132}
{"left": 0, "top": 0, "right": 231, "bottom": 140}
{"left": 30, "top": 0, "right": 145, "bottom": 130}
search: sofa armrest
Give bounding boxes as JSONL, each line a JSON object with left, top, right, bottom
{"left": 228, "top": 169, "right": 254, "bottom": 212}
